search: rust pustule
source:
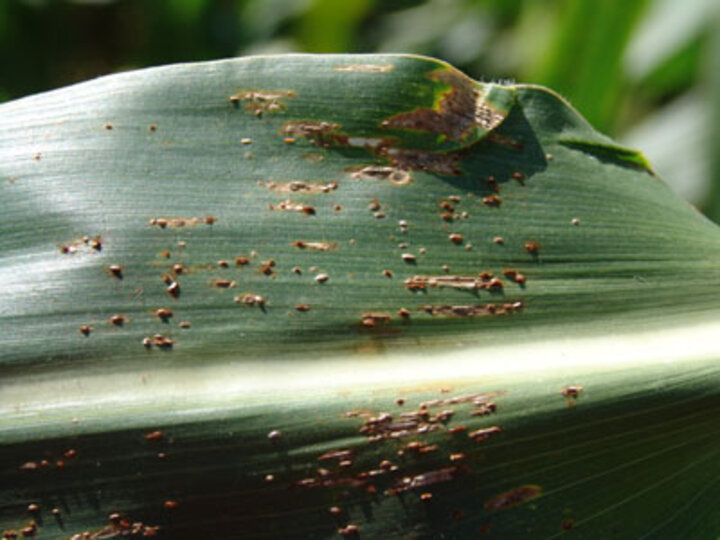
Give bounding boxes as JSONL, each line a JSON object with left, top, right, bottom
{"left": 282, "top": 121, "right": 341, "bottom": 139}
{"left": 149, "top": 216, "right": 213, "bottom": 229}
{"left": 348, "top": 165, "right": 413, "bottom": 185}
{"left": 263, "top": 180, "right": 338, "bottom": 194}
{"left": 385, "top": 148, "right": 461, "bottom": 175}
{"left": 361, "top": 312, "right": 391, "bottom": 327}
{"left": 524, "top": 241, "right": 540, "bottom": 254}
{"left": 269, "top": 200, "right": 316, "bottom": 215}
{"left": 469, "top": 426, "right": 502, "bottom": 442}
{"left": 420, "top": 304, "right": 510, "bottom": 317}
{"left": 212, "top": 278, "right": 236, "bottom": 288}
{"left": 235, "top": 293, "right": 265, "bottom": 307}
{"left": 561, "top": 385, "right": 583, "bottom": 398}
{"left": 405, "top": 275, "right": 483, "bottom": 291}
{"left": 292, "top": 240, "right": 337, "bottom": 251}
{"left": 144, "top": 430, "right": 164, "bottom": 442}
{"left": 109, "top": 314, "right": 127, "bottom": 326}
{"left": 482, "top": 194, "right": 502, "bottom": 207}
{"left": 334, "top": 63, "right": 393, "bottom": 72}
{"left": 155, "top": 308, "right": 173, "bottom": 321}
{"left": 230, "top": 89, "right": 296, "bottom": 115}
{"left": 485, "top": 485, "right": 542, "bottom": 511}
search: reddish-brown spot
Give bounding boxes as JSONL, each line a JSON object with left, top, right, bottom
{"left": 144, "top": 431, "right": 164, "bottom": 442}
{"left": 361, "top": 312, "right": 391, "bottom": 327}
{"left": 269, "top": 200, "right": 316, "bottom": 215}
{"left": 103, "top": 123, "right": 113, "bottom": 130}
{"left": 525, "top": 241, "right": 540, "bottom": 254}
{"left": 155, "top": 308, "right": 173, "bottom": 321}
{"left": 213, "top": 279, "right": 236, "bottom": 288}
{"left": 383, "top": 269, "right": 394, "bottom": 278}
{"left": 167, "top": 281, "right": 180, "bottom": 297}
{"left": 235, "top": 256, "right": 250, "bottom": 266}
{"left": 110, "top": 315, "right": 127, "bottom": 326}
{"left": 295, "top": 304, "right": 311, "bottom": 312}
{"left": 449, "top": 233, "right": 463, "bottom": 244}
{"left": 149, "top": 124, "right": 158, "bottom": 132}
{"left": 230, "top": 89, "right": 296, "bottom": 115}
{"left": 235, "top": 293, "right": 265, "bottom": 307}
{"left": 218, "top": 260, "right": 229, "bottom": 268}
{"left": 469, "top": 426, "right": 502, "bottom": 442}
{"left": 108, "top": 265, "right": 123, "bottom": 279}
{"left": 338, "top": 524, "right": 359, "bottom": 537}
{"left": 163, "top": 500, "right": 179, "bottom": 510}
{"left": 512, "top": 172, "right": 525, "bottom": 181}
{"left": 262, "top": 180, "right": 338, "bottom": 194}
{"left": 493, "top": 236, "right": 504, "bottom": 244}
{"left": 292, "top": 240, "right": 337, "bottom": 251}
{"left": 561, "top": 385, "right": 583, "bottom": 398}
{"left": 79, "top": 325, "right": 92, "bottom": 336}
{"left": 397, "top": 308, "right": 411, "bottom": 318}
{"left": 482, "top": 195, "right": 502, "bottom": 207}
{"left": 349, "top": 165, "right": 412, "bottom": 185}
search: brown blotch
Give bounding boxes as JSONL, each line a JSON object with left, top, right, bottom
{"left": 383, "top": 69, "right": 504, "bottom": 140}
{"left": 386, "top": 148, "right": 461, "bottom": 175}
{"left": 484, "top": 485, "right": 542, "bottom": 511}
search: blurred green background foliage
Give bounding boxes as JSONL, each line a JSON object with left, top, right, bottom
{"left": 2, "top": 0, "right": 719, "bottom": 220}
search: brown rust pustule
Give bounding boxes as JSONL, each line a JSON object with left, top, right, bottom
{"left": 269, "top": 200, "right": 316, "bottom": 215}
{"left": 420, "top": 304, "right": 515, "bottom": 317}
{"left": 348, "top": 165, "right": 412, "bottom": 185}
{"left": 292, "top": 240, "right": 337, "bottom": 251}
{"left": 229, "top": 89, "right": 296, "bottom": 115}
{"left": 263, "top": 180, "right": 338, "bottom": 194}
